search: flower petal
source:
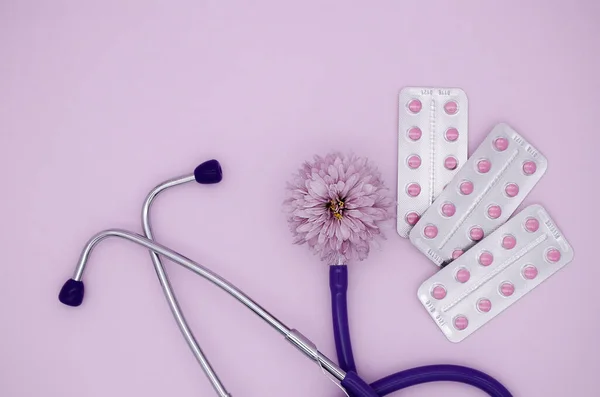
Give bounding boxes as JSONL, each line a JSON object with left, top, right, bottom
{"left": 339, "top": 220, "right": 351, "bottom": 240}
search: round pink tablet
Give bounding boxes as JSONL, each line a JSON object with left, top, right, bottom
{"left": 477, "top": 299, "right": 492, "bottom": 313}
{"left": 502, "top": 235, "right": 517, "bottom": 249}
{"left": 456, "top": 268, "right": 470, "bottom": 283}
{"left": 408, "top": 155, "right": 421, "bottom": 169}
{"left": 522, "top": 265, "right": 538, "bottom": 280}
{"left": 494, "top": 137, "right": 509, "bottom": 151}
{"left": 477, "top": 159, "right": 492, "bottom": 173}
{"left": 525, "top": 217, "right": 539, "bottom": 232}
{"left": 487, "top": 205, "right": 502, "bottom": 219}
{"left": 408, "top": 99, "right": 422, "bottom": 113}
{"left": 406, "top": 212, "right": 420, "bottom": 226}
{"left": 546, "top": 248, "right": 561, "bottom": 262}
{"left": 454, "top": 315, "right": 469, "bottom": 330}
{"left": 469, "top": 227, "right": 484, "bottom": 241}
{"left": 408, "top": 127, "right": 422, "bottom": 141}
{"left": 460, "top": 181, "right": 474, "bottom": 195}
{"left": 441, "top": 202, "right": 456, "bottom": 217}
{"left": 444, "top": 101, "right": 458, "bottom": 115}
{"left": 505, "top": 183, "right": 519, "bottom": 197}
{"left": 424, "top": 225, "right": 438, "bottom": 239}
{"left": 445, "top": 128, "right": 459, "bottom": 142}
{"left": 479, "top": 251, "right": 493, "bottom": 266}
{"left": 407, "top": 183, "right": 421, "bottom": 197}
{"left": 444, "top": 156, "right": 458, "bottom": 170}
{"left": 452, "top": 249, "right": 464, "bottom": 259}
{"left": 431, "top": 285, "right": 447, "bottom": 300}
{"left": 523, "top": 161, "right": 537, "bottom": 175}
{"left": 500, "top": 282, "right": 515, "bottom": 297}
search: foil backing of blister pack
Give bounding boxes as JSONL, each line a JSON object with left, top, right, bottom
{"left": 409, "top": 122, "right": 547, "bottom": 266}
{"left": 396, "top": 87, "right": 468, "bottom": 238}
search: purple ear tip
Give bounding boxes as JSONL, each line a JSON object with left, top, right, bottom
{"left": 194, "top": 159, "right": 223, "bottom": 184}
{"left": 59, "top": 279, "right": 84, "bottom": 307}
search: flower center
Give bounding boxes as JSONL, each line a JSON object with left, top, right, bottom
{"left": 327, "top": 198, "right": 345, "bottom": 220}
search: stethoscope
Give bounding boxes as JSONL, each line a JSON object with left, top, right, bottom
{"left": 58, "top": 159, "right": 513, "bottom": 397}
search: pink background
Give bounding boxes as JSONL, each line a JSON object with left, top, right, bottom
{"left": 2, "top": 1, "right": 599, "bottom": 396}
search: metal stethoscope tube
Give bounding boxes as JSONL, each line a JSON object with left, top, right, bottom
{"left": 59, "top": 161, "right": 349, "bottom": 396}
{"left": 66, "top": 229, "right": 348, "bottom": 388}
{"left": 141, "top": 173, "right": 230, "bottom": 397}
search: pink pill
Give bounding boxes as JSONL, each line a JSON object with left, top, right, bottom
{"left": 523, "top": 161, "right": 537, "bottom": 175}
{"left": 500, "top": 282, "right": 515, "bottom": 297}
{"left": 477, "top": 159, "right": 492, "bottom": 173}
{"left": 525, "top": 217, "right": 539, "bottom": 232}
{"left": 441, "top": 202, "right": 456, "bottom": 217}
{"left": 444, "top": 156, "right": 458, "bottom": 170}
{"left": 431, "top": 285, "right": 447, "bottom": 300}
{"left": 460, "top": 181, "right": 474, "bottom": 195}
{"left": 452, "top": 249, "right": 464, "bottom": 259}
{"left": 406, "top": 212, "right": 420, "bottom": 226}
{"left": 522, "top": 265, "right": 538, "bottom": 280}
{"left": 444, "top": 101, "right": 458, "bottom": 115}
{"left": 487, "top": 205, "right": 502, "bottom": 219}
{"left": 454, "top": 315, "right": 469, "bottom": 330}
{"left": 407, "top": 155, "right": 421, "bottom": 169}
{"left": 546, "top": 248, "right": 561, "bottom": 262}
{"left": 407, "top": 183, "right": 421, "bottom": 197}
{"left": 408, "top": 127, "right": 422, "bottom": 141}
{"left": 424, "top": 225, "right": 438, "bottom": 239}
{"left": 505, "top": 183, "right": 519, "bottom": 197}
{"left": 479, "top": 251, "right": 493, "bottom": 266}
{"left": 502, "top": 235, "right": 517, "bottom": 249}
{"left": 455, "top": 268, "right": 470, "bottom": 283}
{"left": 408, "top": 99, "right": 422, "bottom": 113}
{"left": 445, "top": 128, "right": 459, "bottom": 142}
{"left": 494, "top": 137, "right": 509, "bottom": 151}
{"left": 477, "top": 299, "right": 492, "bottom": 313}
{"left": 469, "top": 227, "right": 484, "bottom": 241}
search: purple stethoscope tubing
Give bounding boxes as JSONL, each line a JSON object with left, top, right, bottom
{"left": 330, "top": 265, "right": 513, "bottom": 396}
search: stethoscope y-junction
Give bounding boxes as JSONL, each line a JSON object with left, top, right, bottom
{"left": 58, "top": 159, "right": 513, "bottom": 397}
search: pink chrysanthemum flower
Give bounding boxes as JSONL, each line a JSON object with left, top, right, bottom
{"left": 283, "top": 152, "right": 394, "bottom": 264}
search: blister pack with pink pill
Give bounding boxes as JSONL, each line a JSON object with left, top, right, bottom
{"left": 417, "top": 204, "right": 574, "bottom": 343}
{"left": 396, "top": 87, "right": 468, "bottom": 238}
{"left": 409, "top": 122, "right": 548, "bottom": 266}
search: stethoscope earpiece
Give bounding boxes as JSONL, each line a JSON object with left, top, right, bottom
{"left": 58, "top": 278, "right": 84, "bottom": 307}
{"left": 194, "top": 159, "right": 223, "bottom": 184}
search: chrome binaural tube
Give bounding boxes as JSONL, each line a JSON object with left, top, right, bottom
{"left": 70, "top": 229, "right": 347, "bottom": 383}
{"left": 141, "top": 174, "right": 231, "bottom": 397}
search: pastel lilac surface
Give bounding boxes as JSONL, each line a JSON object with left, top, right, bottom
{"left": 1, "top": 2, "right": 597, "bottom": 397}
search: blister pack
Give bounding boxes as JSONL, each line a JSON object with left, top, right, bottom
{"left": 417, "top": 204, "right": 574, "bottom": 343}
{"left": 396, "top": 87, "right": 468, "bottom": 238}
{"left": 409, "top": 122, "right": 547, "bottom": 266}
